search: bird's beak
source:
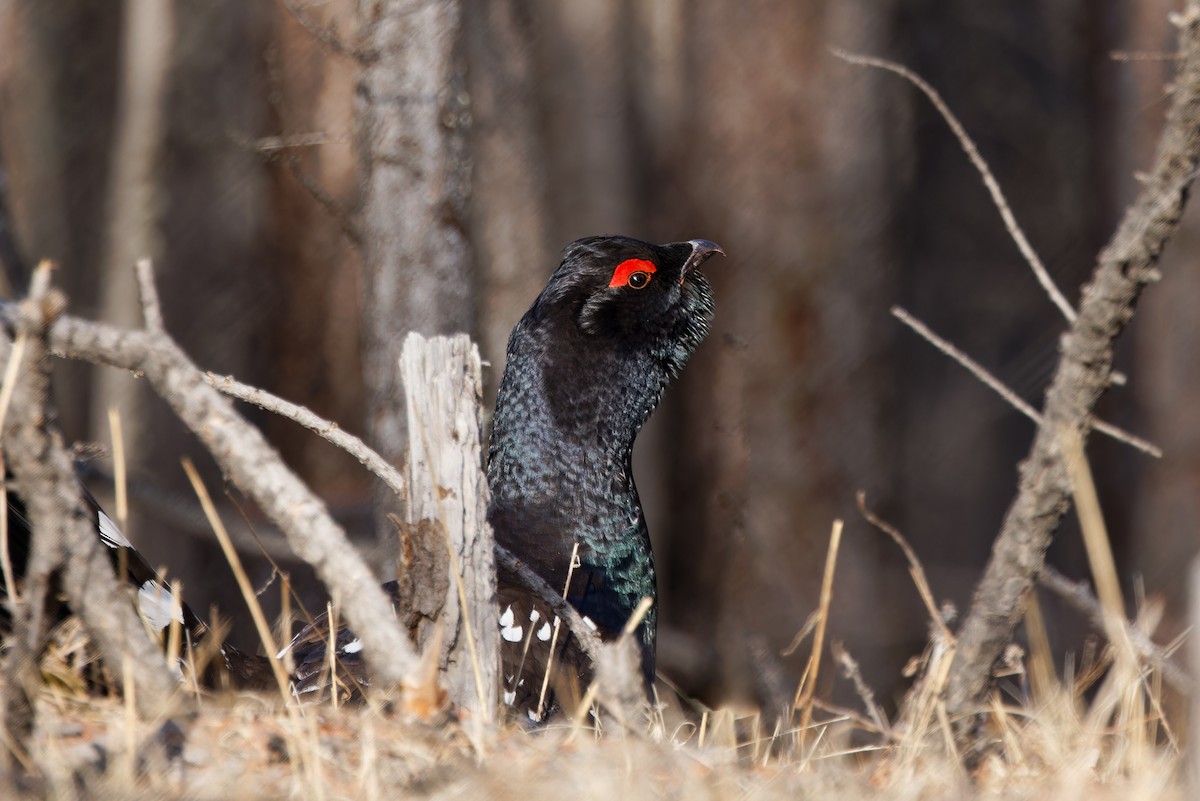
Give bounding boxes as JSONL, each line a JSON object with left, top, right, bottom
{"left": 682, "top": 239, "right": 725, "bottom": 278}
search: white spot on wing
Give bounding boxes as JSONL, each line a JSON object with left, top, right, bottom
{"left": 537, "top": 622, "right": 551, "bottom": 641}
{"left": 582, "top": 616, "right": 598, "bottom": 631}
{"left": 138, "top": 580, "right": 183, "bottom": 632}
{"left": 97, "top": 511, "right": 132, "bottom": 549}
{"left": 529, "top": 609, "right": 540, "bottom": 622}
{"left": 499, "top": 604, "right": 524, "bottom": 641}
{"left": 502, "top": 690, "right": 516, "bottom": 705}
{"left": 341, "top": 638, "right": 363, "bottom": 655}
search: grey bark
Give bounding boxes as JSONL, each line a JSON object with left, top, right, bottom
{"left": 399, "top": 333, "right": 497, "bottom": 720}
{"left": 1, "top": 277, "right": 182, "bottom": 727}
{"left": 356, "top": 0, "right": 473, "bottom": 505}
{"left": 92, "top": 0, "right": 172, "bottom": 448}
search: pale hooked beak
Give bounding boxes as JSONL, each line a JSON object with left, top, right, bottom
{"left": 682, "top": 239, "right": 724, "bottom": 278}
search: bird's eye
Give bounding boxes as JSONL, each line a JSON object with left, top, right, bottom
{"left": 608, "top": 258, "right": 657, "bottom": 288}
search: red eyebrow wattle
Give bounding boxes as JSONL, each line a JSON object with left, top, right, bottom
{"left": 608, "top": 258, "right": 657, "bottom": 288}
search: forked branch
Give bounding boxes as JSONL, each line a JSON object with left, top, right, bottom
{"left": 843, "top": 3, "right": 1200, "bottom": 734}
{"left": 3, "top": 264, "right": 423, "bottom": 692}
{"left": 938, "top": 5, "right": 1200, "bottom": 723}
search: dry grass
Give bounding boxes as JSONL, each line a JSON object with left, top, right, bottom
{"left": 0, "top": 595, "right": 1185, "bottom": 801}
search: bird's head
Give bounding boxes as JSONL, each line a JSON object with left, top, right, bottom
{"left": 528, "top": 236, "right": 723, "bottom": 375}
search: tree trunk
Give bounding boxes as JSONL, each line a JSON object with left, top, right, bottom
{"left": 462, "top": 0, "right": 552, "bottom": 400}
{"left": 399, "top": 333, "right": 497, "bottom": 722}
{"left": 356, "top": 0, "right": 473, "bottom": 527}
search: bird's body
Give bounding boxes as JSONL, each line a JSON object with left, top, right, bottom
{"left": 486, "top": 236, "right": 720, "bottom": 716}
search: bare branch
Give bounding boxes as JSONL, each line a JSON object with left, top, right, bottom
{"left": 1039, "top": 565, "right": 1189, "bottom": 694}
{"left": 857, "top": 492, "right": 952, "bottom": 642}
{"left": 891, "top": 306, "right": 1162, "bottom": 458}
{"left": 835, "top": 50, "right": 1078, "bottom": 323}
{"left": 1, "top": 266, "right": 182, "bottom": 720}
{"left": 7, "top": 290, "right": 422, "bottom": 691}
{"left": 940, "top": 5, "right": 1200, "bottom": 723}
{"left": 134, "top": 258, "right": 164, "bottom": 334}
{"left": 206, "top": 371, "right": 404, "bottom": 498}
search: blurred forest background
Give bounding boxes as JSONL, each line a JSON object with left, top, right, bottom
{"left": 0, "top": 0, "right": 1195, "bottom": 710}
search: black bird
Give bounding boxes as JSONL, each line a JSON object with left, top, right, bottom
{"left": 485, "top": 235, "right": 720, "bottom": 717}
{"left": 286, "top": 235, "right": 721, "bottom": 715}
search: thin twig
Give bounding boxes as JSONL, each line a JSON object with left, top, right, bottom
{"left": 134, "top": 259, "right": 163, "bottom": 334}
{"left": 206, "top": 371, "right": 404, "bottom": 499}
{"left": 835, "top": 50, "right": 1078, "bottom": 323}
{"left": 831, "top": 642, "right": 891, "bottom": 738}
{"left": 857, "top": 492, "right": 952, "bottom": 642}
{"left": 779, "top": 611, "right": 820, "bottom": 658}
{"left": 182, "top": 459, "right": 292, "bottom": 701}
{"left": 795, "top": 520, "right": 843, "bottom": 750}
{"left": 1039, "top": 565, "right": 1190, "bottom": 694}
{"left": 891, "top": 306, "right": 1162, "bottom": 458}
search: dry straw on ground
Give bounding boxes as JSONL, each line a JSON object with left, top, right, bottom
{"left": 4, "top": 590, "right": 1189, "bottom": 801}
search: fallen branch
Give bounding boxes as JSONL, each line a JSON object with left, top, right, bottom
{"left": 1, "top": 264, "right": 182, "bottom": 724}
{"left": 3, "top": 262, "right": 422, "bottom": 692}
